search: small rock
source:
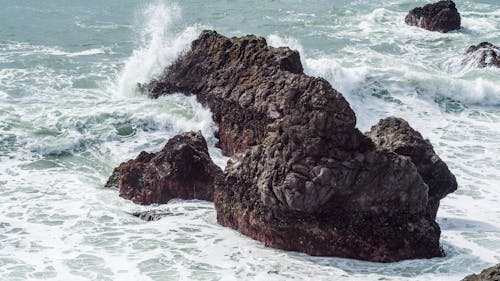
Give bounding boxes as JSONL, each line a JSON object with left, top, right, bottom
{"left": 405, "top": 0, "right": 461, "bottom": 33}
{"left": 464, "top": 42, "right": 500, "bottom": 68}
{"left": 107, "top": 131, "right": 223, "bottom": 205}
{"left": 131, "top": 210, "right": 175, "bottom": 221}
{"left": 462, "top": 263, "right": 500, "bottom": 281}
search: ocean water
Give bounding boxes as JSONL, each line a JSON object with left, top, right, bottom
{"left": 0, "top": 0, "right": 499, "bottom": 280}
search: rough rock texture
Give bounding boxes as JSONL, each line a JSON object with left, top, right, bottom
{"left": 405, "top": 0, "right": 461, "bottom": 33}
{"left": 464, "top": 42, "right": 500, "bottom": 68}
{"left": 142, "top": 30, "right": 456, "bottom": 262}
{"left": 367, "top": 117, "right": 457, "bottom": 220}
{"left": 107, "top": 131, "right": 222, "bottom": 204}
{"left": 462, "top": 264, "right": 500, "bottom": 281}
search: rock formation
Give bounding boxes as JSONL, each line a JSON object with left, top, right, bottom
{"left": 464, "top": 42, "right": 500, "bottom": 68}
{"left": 137, "top": 30, "right": 456, "bottom": 262}
{"left": 462, "top": 264, "right": 500, "bottom": 281}
{"left": 405, "top": 0, "right": 461, "bottom": 33}
{"left": 107, "top": 131, "right": 222, "bottom": 205}
{"left": 367, "top": 117, "right": 457, "bottom": 220}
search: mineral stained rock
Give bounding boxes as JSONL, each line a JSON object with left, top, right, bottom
{"left": 405, "top": 0, "right": 461, "bottom": 33}
{"left": 462, "top": 264, "right": 500, "bottom": 281}
{"left": 367, "top": 117, "right": 457, "bottom": 220}
{"left": 107, "top": 131, "right": 222, "bottom": 205}
{"left": 464, "top": 42, "right": 500, "bottom": 68}
{"left": 141, "top": 30, "right": 456, "bottom": 262}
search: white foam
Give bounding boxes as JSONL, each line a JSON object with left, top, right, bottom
{"left": 0, "top": 41, "right": 107, "bottom": 58}
{"left": 75, "top": 20, "right": 131, "bottom": 31}
{"left": 51, "top": 48, "right": 107, "bottom": 57}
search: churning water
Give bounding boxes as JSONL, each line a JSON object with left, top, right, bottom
{"left": 0, "top": 0, "right": 499, "bottom": 280}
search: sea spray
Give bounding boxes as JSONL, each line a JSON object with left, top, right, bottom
{"left": 115, "top": 2, "right": 200, "bottom": 97}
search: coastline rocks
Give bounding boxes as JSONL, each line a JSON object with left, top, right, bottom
{"left": 464, "top": 42, "right": 500, "bottom": 68}
{"left": 367, "top": 117, "right": 457, "bottom": 219}
{"left": 405, "top": 1, "right": 461, "bottom": 33}
{"left": 107, "top": 131, "right": 222, "bottom": 204}
{"left": 141, "top": 30, "right": 455, "bottom": 262}
{"left": 462, "top": 264, "right": 500, "bottom": 281}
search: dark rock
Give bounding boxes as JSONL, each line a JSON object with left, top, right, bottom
{"left": 141, "top": 30, "right": 456, "bottom": 262}
{"left": 367, "top": 117, "right": 457, "bottom": 219}
{"left": 462, "top": 264, "right": 500, "bottom": 281}
{"left": 107, "top": 131, "right": 223, "bottom": 204}
{"left": 104, "top": 164, "right": 124, "bottom": 188}
{"left": 131, "top": 210, "right": 175, "bottom": 221}
{"left": 405, "top": 1, "right": 461, "bottom": 33}
{"left": 464, "top": 42, "right": 500, "bottom": 68}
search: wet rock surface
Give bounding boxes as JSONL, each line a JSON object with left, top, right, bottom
{"left": 405, "top": 0, "right": 461, "bottom": 33}
{"left": 464, "top": 42, "right": 500, "bottom": 68}
{"left": 107, "top": 131, "right": 222, "bottom": 205}
{"left": 131, "top": 210, "right": 176, "bottom": 221}
{"left": 139, "top": 30, "right": 456, "bottom": 262}
{"left": 462, "top": 264, "right": 500, "bottom": 281}
{"left": 367, "top": 117, "right": 457, "bottom": 219}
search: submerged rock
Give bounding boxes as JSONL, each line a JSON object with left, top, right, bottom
{"left": 131, "top": 210, "right": 175, "bottom": 221}
{"left": 464, "top": 42, "right": 500, "bottom": 68}
{"left": 367, "top": 117, "right": 457, "bottom": 219}
{"left": 107, "top": 131, "right": 222, "bottom": 205}
{"left": 462, "top": 264, "right": 500, "bottom": 281}
{"left": 141, "top": 30, "right": 456, "bottom": 262}
{"left": 405, "top": 0, "right": 461, "bottom": 33}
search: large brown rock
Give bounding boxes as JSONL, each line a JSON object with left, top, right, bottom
{"left": 464, "top": 42, "right": 500, "bottom": 68}
{"left": 367, "top": 117, "right": 457, "bottom": 219}
{"left": 106, "top": 131, "right": 222, "bottom": 204}
{"left": 405, "top": 1, "right": 461, "bottom": 33}
{"left": 462, "top": 264, "right": 500, "bottom": 281}
{"left": 141, "top": 30, "right": 456, "bottom": 262}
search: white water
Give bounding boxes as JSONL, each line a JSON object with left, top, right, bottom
{"left": 1, "top": 0, "right": 500, "bottom": 280}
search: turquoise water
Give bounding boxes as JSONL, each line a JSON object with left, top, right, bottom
{"left": 1, "top": 0, "right": 499, "bottom": 280}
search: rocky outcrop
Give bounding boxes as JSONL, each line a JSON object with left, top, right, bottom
{"left": 141, "top": 30, "right": 456, "bottom": 262}
{"left": 462, "top": 264, "right": 500, "bottom": 281}
{"left": 367, "top": 117, "right": 457, "bottom": 219}
{"left": 464, "top": 42, "right": 500, "bottom": 68}
{"left": 107, "top": 131, "right": 222, "bottom": 204}
{"left": 405, "top": 1, "right": 461, "bottom": 33}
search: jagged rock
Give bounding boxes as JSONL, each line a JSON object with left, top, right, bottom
{"left": 367, "top": 117, "right": 457, "bottom": 219}
{"left": 464, "top": 42, "right": 500, "bottom": 68}
{"left": 405, "top": 1, "right": 461, "bottom": 33}
{"left": 107, "top": 131, "right": 222, "bottom": 204}
{"left": 141, "top": 30, "right": 456, "bottom": 262}
{"left": 462, "top": 264, "right": 500, "bottom": 281}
